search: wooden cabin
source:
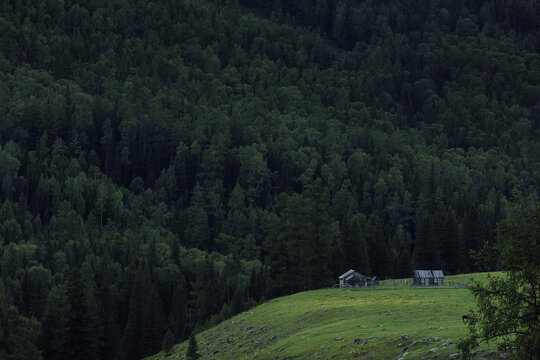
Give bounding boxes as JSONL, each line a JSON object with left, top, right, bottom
{"left": 339, "top": 269, "right": 368, "bottom": 288}
{"left": 413, "top": 270, "right": 444, "bottom": 286}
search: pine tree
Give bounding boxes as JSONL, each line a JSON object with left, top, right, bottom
{"left": 80, "top": 263, "right": 102, "bottom": 354}
{"left": 185, "top": 183, "right": 210, "bottom": 249}
{"left": 122, "top": 266, "right": 166, "bottom": 359}
{"left": 0, "top": 200, "right": 22, "bottom": 245}
{"left": 342, "top": 213, "right": 371, "bottom": 275}
{"left": 186, "top": 333, "right": 200, "bottom": 360}
{"left": 462, "top": 206, "right": 483, "bottom": 272}
{"left": 397, "top": 248, "right": 412, "bottom": 278}
{"left": 229, "top": 285, "right": 245, "bottom": 315}
{"left": 305, "top": 179, "right": 335, "bottom": 288}
{"left": 142, "top": 285, "right": 166, "bottom": 356}
{"left": 367, "top": 214, "right": 387, "bottom": 277}
{"left": 8, "top": 316, "right": 41, "bottom": 360}
{"left": 39, "top": 285, "right": 69, "bottom": 360}
{"left": 64, "top": 268, "right": 99, "bottom": 360}
{"left": 414, "top": 216, "right": 438, "bottom": 269}
{"left": 162, "top": 329, "right": 174, "bottom": 355}
{"left": 439, "top": 209, "right": 459, "bottom": 274}
{"left": 266, "top": 211, "right": 290, "bottom": 297}
{"left": 0, "top": 280, "right": 20, "bottom": 359}
{"left": 122, "top": 268, "right": 151, "bottom": 360}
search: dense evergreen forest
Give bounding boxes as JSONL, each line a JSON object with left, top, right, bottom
{"left": 0, "top": 0, "right": 538, "bottom": 358}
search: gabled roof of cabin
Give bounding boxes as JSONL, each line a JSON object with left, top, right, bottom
{"left": 414, "top": 270, "right": 444, "bottom": 278}
{"left": 339, "top": 269, "right": 367, "bottom": 279}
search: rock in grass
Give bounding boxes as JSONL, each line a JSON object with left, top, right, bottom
{"left": 366, "top": 336, "right": 375, "bottom": 340}
{"left": 437, "top": 327, "right": 446, "bottom": 331}
{"left": 399, "top": 334, "right": 409, "bottom": 341}
{"left": 334, "top": 337, "right": 343, "bottom": 341}
{"left": 354, "top": 338, "right": 362, "bottom": 344}
{"left": 500, "top": 354, "right": 508, "bottom": 359}
{"left": 410, "top": 341, "right": 418, "bottom": 346}
{"left": 429, "top": 348, "right": 439, "bottom": 352}
{"left": 449, "top": 354, "right": 459, "bottom": 359}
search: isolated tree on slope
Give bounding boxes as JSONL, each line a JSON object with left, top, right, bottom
{"left": 186, "top": 333, "right": 200, "bottom": 360}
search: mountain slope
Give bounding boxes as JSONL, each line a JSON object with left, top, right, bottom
{"left": 148, "top": 273, "right": 503, "bottom": 360}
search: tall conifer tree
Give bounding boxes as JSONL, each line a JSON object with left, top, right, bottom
{"left": 440, "top": 209, "right": 459, "bottom": 273}
{"left": 64, "top": 268, "right": 99, "bottom": 360}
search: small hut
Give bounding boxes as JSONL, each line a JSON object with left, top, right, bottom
{"left": 339, "top": 269, "right": 368, "bottom": 288}
{"left": 413, "top": 270, "right": 444, "bottom": 286}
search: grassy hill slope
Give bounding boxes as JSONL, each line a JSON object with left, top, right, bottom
{"left": 148, "top": 273, "right": 504, "bottom": 360}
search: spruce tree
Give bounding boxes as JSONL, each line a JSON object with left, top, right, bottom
{"left": 305, "top": 179, "right": 335, "bottom": 288}
{"left": 64, "top": 268, "right": 99, "bottom": 360}
{"left": 343, "top": 213, "right": 371, "bottom": 275}
{"left": 0, "top": 280, "right": 20, "bottom": 359}
{"left": 80, "top": 263, "right": 102, "bottom": 354}
{"left": 266, "top": 211, "right": 290, "bottom": 297}
{"left": 162, "top": 329, "right": 174, "bottom": 355}
{"left": 439, "top": 209, "right": 459, "bottom": 274}
{"left": 39, "top": 285, "right": 69, "bottom": 360}
{"left": 367, "top": 214, "right": 387, "bottom": 277}
{"left": 122, "top": 268, "right": 151, "bottom": 360}
{"left": 186, "top": 333, "right": 200, "bottom": 360}
{"left": 8, "top": 316, "right": 41, "bottom": 360}
{"left": 414, "top": 216, "right": 437, "bottom": 269}
{"left": 462, "top": 206, "right": 483, "bottom": 272}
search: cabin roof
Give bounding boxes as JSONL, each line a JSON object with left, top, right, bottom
{"left": 339, "top": 269, "right": 367, "bottom": 279}
{"left": 414, "top": 270, "right": 444, "bottom": 278}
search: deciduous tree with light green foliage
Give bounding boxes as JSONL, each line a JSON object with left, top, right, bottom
{"left": 458, "top": 195, "right": 540, "bottom": 359}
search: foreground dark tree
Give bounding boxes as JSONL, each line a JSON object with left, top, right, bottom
{"left": 185, "top": 333, "right": 200, "bottom": 360}
{"left": 64, "top": 268, "right": 100, "bottom": 360}
{"left": 458, "top": 195, "right": 540, "bottom": 359}
{"left": 161, "top": 329, "right": 174, "bottom": 355}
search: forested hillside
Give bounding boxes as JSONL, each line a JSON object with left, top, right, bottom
{"left": 0, "top": 0, "right": 538, "bottom": 358}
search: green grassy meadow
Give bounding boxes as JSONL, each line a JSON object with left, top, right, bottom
{"left": 148, "top": 273, "right": 505, "bottom": 360}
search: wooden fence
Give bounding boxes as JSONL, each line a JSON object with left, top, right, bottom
{"left": 347, "top": 281, "right": 468, "bottom": 290}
